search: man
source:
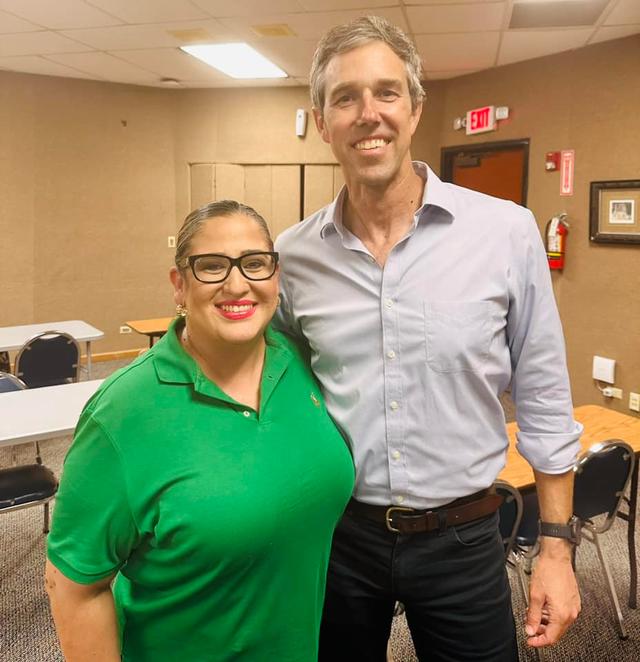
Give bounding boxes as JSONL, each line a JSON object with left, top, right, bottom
{"left": 275, "top": 16, "right": 582, "bottom": 662}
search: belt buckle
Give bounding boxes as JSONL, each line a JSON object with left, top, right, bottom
{"left": 385, "top": 506, "right": 415, "bottom": 533}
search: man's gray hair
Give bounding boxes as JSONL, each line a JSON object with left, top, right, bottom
{"left": 175, "top": 200, "right": 273, "bottom": 271}
{"left": 310, "top": 15, "right": 425, "bottom": 113}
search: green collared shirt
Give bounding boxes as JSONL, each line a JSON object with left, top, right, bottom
{"left": 48, "top": 319, "right": 354, "bottom": 662}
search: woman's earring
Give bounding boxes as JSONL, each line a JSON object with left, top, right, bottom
{"left": 176, "top": 303, "right": 187, "bottom": 318}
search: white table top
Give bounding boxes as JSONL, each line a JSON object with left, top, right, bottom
{"left": 0, "top": 320, "right": 104, "bottom": 352}
{"left": 0, "top": 380, "right": 104, "bottom": 448}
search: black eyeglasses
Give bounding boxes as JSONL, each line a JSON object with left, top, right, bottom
{"left": 184, "top": 251, "right": 279, "bottom": 284}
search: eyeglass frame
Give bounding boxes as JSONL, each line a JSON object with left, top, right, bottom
{"left": 182, "top": 251, "right": 280, "bottom": 284}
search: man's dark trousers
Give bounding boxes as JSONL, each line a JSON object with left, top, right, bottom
{"left": 319, "top": 509, "right": 519, "bottom": 662}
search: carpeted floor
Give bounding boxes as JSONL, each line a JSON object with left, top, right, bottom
{"left": 2, "top": 366, "right": 640, "bottom": 660}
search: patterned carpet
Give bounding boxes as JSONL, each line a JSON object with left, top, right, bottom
{"left": 2, "top": 367, "right": 640, "bottom": 660}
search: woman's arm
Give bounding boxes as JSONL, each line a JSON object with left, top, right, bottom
{"left": 45, "top": 560, "right": 121, "bottom": 661}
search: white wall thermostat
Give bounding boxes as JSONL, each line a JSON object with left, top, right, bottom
{"left": 295, "top": 108, "right": 307, "bottom": 137}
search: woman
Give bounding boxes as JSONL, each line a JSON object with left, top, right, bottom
{"left": 45, "top": 200, "right": 354, "bottom": 662}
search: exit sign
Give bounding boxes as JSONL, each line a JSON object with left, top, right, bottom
{"left": 466, "top": 105, "right": 496, "bottom": 135}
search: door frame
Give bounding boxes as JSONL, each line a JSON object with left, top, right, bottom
{"left": 440, "top": 138, "right": 530, "bottom": 206}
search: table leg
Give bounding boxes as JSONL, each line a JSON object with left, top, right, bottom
{"left": 86, "top": 341, "right": 92, "bottom": 379}
{"left": 628, "top": 461, "right": 638, "bottom": 609}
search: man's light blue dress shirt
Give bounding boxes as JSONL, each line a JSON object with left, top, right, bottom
{"left": 275, "top": 162, "right": 582, "bottom": 508}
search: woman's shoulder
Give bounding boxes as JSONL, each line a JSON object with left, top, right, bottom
{"left": 83, "top": 351, "right": 158, "bottom": 416}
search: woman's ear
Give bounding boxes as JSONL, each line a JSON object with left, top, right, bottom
{"left": 169, "top": 267, "right": 185, "bottom": 306}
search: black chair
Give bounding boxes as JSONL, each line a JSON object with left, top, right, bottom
{"left": 573, "top": 439, "right": 635, "bottom": 639}
{"left": 0, "top": 371, "right": 58, "bottom": 533}
{"left": 14, "top": 330, "right": 80, "bottom": 388}
{"left": 495, "top": 479, "right": 523, "bottom": 559}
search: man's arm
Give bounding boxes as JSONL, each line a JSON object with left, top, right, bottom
{"left": 525, "top": 470, "right": 581, "bottom": 647}
{"left": 45, "top": 560, "right": 120, "bottom": 661}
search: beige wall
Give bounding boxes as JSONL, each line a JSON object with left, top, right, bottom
{"left": 424, "top": 34, "right": 640, "bottom": 413}
{"left": 0, "top": 70, "right": 178, "bottom": 352}
{"left": 1, "top": 35, "right": 638, "bottom": 417}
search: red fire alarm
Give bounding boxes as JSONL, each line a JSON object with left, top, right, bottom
{"left": 545, "top": 151, "right": 560, "bottom": 171}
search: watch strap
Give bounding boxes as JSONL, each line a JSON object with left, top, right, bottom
{"left": 539, "top": 518, "right": 581, "bottom": 544}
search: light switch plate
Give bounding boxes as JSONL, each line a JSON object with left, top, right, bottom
{"left": 593, "top": 355, "right": 615, "bottom": 384}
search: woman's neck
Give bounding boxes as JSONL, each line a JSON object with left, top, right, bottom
{"left": 179, "top": 325, "right": 266, "bottom": 410}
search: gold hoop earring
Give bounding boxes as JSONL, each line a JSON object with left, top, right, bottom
{"left": 176, "top": 303, "right": 187, "bottom": 318}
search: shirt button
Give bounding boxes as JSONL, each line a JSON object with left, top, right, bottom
{"left": 243, "top": 411, "right": 251, "bottom": 418}
{"left": 384, "top": 298, "right": 393, "bottom": 308}
{"left": 392, "top": 450, "right": 401, "bottom": 460}
{"left": 390, "top": 401, "right": 399, "bottom": 411}
{"left": 387, "top": 350, "right": 396, "bottom": 359}
{"left": 396, "top": 495, "right": 405, "bottom": 504}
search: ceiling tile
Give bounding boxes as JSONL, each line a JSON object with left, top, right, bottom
{"left": 408, "top": 2, "right": 506, "bottom": 34}
{"left": 498, "top": 28, "right": 592, "bottom": 66}
{"left": 219, "top": 7, "right": 408, "bottom": 41}
{"left": 86, "top": 0, "right": 211, "bottom": 24}
{"left": 113, "top": 48, "right": 230, "bottom": 82}
{"left": 589, "top": 24, "right": 640, "bottom": 43}
{"left": 0, "top": 31, "right": 91, "bottom": 57}
{"left": 415, "top": 31, "right": 499, "bottom": 71}
{"left": 45, "top": 51, "right": 158, "bottom": 83}
{"left": 605, "top": 0, "right": 640, "bottom": 25}
{"left": 247, "top": 37, "right": 318, "bottom": 77}
{"left": 0, "top": 9, "right": 41, "bottom": 33}
{"left": 60, "top": 20, "right": 232, "bottom": 51}
{"left": 297, "top": 1, "right": 398, "bottom": 10}
{"left": 0, "top": 0, "right": 122, "bottom": 29}
{"left": 192, "top": 0, "right": 305, "bottom": 18}
{"left": 0, "top": 54, "right": 92, "bottom": 78}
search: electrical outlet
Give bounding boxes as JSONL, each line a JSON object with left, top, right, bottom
{"left": 602, "top": 387, "right": 623, "bottom": 399}
{"left": 119, "top": 325, "right": 132, "bottom": 334}
{"left": 167, "top": 236, "right": 176, "bottom": 248}
{"left": 630, "top": 392, "right": 640, "bottom": 413}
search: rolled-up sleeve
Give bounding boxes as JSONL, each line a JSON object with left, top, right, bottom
{"left": 507, "top": 211, "right": 583, "bottom": 473}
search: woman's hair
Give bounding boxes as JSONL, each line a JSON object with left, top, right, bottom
{"left": 174, "top": 200, "right": 273, "bottom": 270}
{"left": 309, "top": 15, "right": 425, "bottom": 113}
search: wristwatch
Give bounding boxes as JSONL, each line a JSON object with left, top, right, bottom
{"left": 539, "top": 516, "right": 581, "bottom": 545}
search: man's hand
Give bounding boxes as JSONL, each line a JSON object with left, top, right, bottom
{"left": 525, "top": 540, "right": 581, "bottom": 647}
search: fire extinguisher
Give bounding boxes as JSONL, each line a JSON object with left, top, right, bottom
{"left": 546, "top": 213, "right": 569, "bottom": 270}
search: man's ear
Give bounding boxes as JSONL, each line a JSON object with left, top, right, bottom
{"left": 313, "top": 107, "right": 330, "bottom": 144}
{"left": 409, "top": 100, "right": 423, "bottom": 136}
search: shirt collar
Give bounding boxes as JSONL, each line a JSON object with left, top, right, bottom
{"left": 319, "top": 160, "right": 456, "bottom": 240}
{"left": 152, "top": 318, "right": 293, "bottom": 407}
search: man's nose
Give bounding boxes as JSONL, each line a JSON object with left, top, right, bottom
{"left": 357, "top": 91, "right": 380, "bottom": 125}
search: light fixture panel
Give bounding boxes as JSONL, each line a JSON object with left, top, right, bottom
{"left": 180, "top": 43, "right": 287, "bottom": 79}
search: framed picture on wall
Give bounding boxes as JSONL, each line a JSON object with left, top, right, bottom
{"left": 590, "top": 180, "right": 640, "bottom": 244}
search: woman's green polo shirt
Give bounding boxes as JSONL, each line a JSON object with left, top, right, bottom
{"left": 47, "top": 320, "right": 354, "bottom": 662}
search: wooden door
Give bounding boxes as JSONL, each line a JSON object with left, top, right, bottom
{"left": 441, "top": 140, "right": 529, "bottom": 205}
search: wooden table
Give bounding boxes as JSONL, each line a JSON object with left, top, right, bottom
{"left": 500, "top": 404, "right": 640, "bottom": 608}
{"left": 0, "top": 320, "right": 104, "bottom": 378}
{"left": 0, "top": 380, "right": 103, "bottom": 448}
{"left": 125, "top": 317, "right": 172, "bottom": 347}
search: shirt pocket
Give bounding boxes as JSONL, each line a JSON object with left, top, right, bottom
{"left": 424, "top": 301, "right": 494, "bottom": 373}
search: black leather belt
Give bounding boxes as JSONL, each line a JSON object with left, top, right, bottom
{"left": 346, "top": 488, "right": 504, "bottom": 534}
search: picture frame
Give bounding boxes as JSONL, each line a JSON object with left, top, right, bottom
{"left": 590, "top": 180, "right": 640, "bottom": 244}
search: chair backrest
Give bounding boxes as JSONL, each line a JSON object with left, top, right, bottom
{"left": 573, "top": 439, "right": 635, "bottom": 533}
{"left": 495, "top": 480, "right": 523, "bottom": 558}
{"left": 515, "top": 489, "right": 540, "bottom": 548}
{"left": 14, "top": 331, "right": 80, "bottom": 389}
{"left": 0, "top": 371, "right": 26, "bottom": 392}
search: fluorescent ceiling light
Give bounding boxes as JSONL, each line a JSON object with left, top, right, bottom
{"left": 180, "top": 43, "right": 287, "bottom": 79}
